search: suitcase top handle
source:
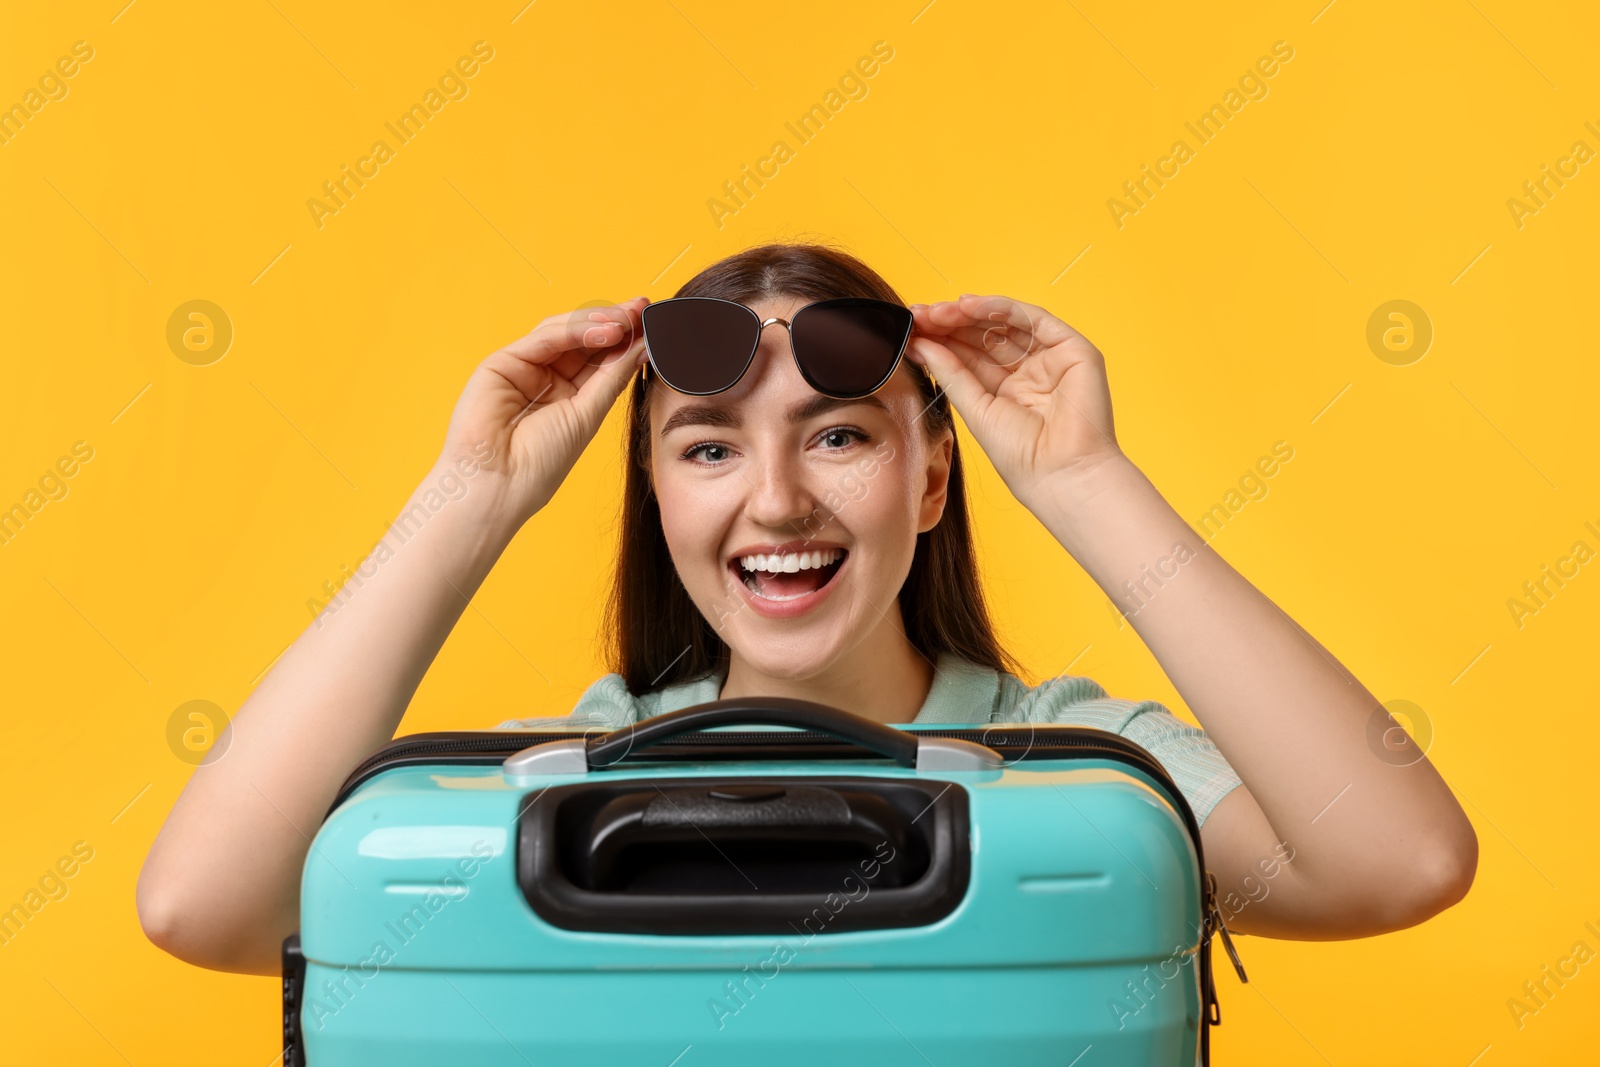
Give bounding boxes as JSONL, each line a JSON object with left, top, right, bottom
{"left": 502, "top": 697, "right": 1004, "bottom": 778}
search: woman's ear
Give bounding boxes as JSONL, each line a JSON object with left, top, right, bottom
{"left": 916, "top": 427, "right": 954, "bottom": 534}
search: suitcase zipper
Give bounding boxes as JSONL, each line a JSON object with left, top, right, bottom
{"left": 330, "top": 727, "right": 1192, "bottom": 815}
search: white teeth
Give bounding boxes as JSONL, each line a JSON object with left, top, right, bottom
{"left": 738, "top": 547, "right": 844, "bottom": 574}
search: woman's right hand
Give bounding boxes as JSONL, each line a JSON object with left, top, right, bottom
{"left": 439, "top": 296, "right": 650, "bottom": 528}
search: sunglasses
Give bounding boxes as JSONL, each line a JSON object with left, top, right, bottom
{"left": 639, "top": 296, "right": 916, "bottom": 399}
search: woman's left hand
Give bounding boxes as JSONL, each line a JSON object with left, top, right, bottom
{"left": 907, "top": 295, "right": 1125, "bottom": 507}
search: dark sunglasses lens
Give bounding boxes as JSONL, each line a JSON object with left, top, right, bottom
{"left": 791, "top": 300, "right": 912, "bottom": 397}
{"left": 643, "top": 299, "right": 757, "bottom": 394}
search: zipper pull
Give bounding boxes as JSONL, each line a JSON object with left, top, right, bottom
{"left": 1204, "top": 871, "right": 1248, "bottom": 984}
{"left": 1214, "top": 908, "right": 1248, "bottom": 983}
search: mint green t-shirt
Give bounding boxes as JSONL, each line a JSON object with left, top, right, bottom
{"left": 494, "top": 650, "right": 1244, "bottom": 828}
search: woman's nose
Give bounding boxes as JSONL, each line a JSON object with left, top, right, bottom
{"left": 741, "top": 449, "right": 822, "bottom": 534}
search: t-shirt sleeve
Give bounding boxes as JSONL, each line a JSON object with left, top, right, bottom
{"left": 1009, "top": 674, "right": 1244, "bottom": 829}
{"left": 1117, "top": 704, "right": 1244, "bottom": 829}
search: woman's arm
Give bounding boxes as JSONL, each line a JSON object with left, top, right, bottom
{"left": 1024, "top": 454, "right": 1476, "bottom": 938}
{"left": 907, "top": 295, "right": 1476, "bottom": 939}
{"left": 136, "top": 300, "right": 650, "bottom": 974}
{"left": 136, "top": 473, "right": 517, "bottom": 975}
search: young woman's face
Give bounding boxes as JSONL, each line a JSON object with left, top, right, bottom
{"left": 648, "top": 294, "right": 953, "bottom": 680}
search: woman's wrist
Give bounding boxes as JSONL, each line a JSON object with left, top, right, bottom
{"left": 1015, "top": 451, "right": 1147, "bottom": 542}
{"left": 1020, "top": 453, "right": 1203, "bottom": 596}
{"left": 394, "top": 458, "right": 526, "bottom": 591}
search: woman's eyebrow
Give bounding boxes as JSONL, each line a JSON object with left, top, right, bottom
{"left": 658, "top": 394, "right": 886, "bottom": 438}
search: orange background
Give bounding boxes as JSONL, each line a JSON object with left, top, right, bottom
{"left": 2, "top": 1, "right": 1597, "bottom": 1063}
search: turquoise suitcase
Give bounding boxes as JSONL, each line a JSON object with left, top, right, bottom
{"left": 285, "top": 698, "right": 1242, "bottom": 1065}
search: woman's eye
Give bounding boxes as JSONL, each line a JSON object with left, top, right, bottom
{"left": 819, "top": 427, "right": 866, "bottom": 450}
{"left": 682, "top": 442, "right": 730, "bottom": 463}
{"left": 680, "top": 427, "right": 865, "bottom": 464}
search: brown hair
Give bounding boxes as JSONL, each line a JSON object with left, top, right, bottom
{"left": 602, "top": 241, "right": 1023, "bottom": 693}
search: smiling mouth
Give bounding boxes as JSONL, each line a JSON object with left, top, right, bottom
{"left": 730, "top": 548, "right": 848, "bottom": 602}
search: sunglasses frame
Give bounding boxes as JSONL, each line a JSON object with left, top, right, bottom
{"left": 640, "top": 296, "right": 916, "bottom": 400}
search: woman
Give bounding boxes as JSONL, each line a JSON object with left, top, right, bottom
{"left": 137, "top": 242, "right": 1476, "bottom": 976}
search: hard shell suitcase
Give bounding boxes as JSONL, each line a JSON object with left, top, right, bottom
{"left": 285, "top": 698, "right": 1240, "bottom": 1066}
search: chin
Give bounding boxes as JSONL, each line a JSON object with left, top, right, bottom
{"left": 719, "top": 623, "right": 854, "bottom": 684}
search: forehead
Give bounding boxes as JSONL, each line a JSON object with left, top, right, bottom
{"left": 747, "top": 293, "right": 806, "bottom": 315}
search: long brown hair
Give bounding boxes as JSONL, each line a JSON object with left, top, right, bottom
{"left": 602, "top": 241, "right": 1023, "bottom": 693}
